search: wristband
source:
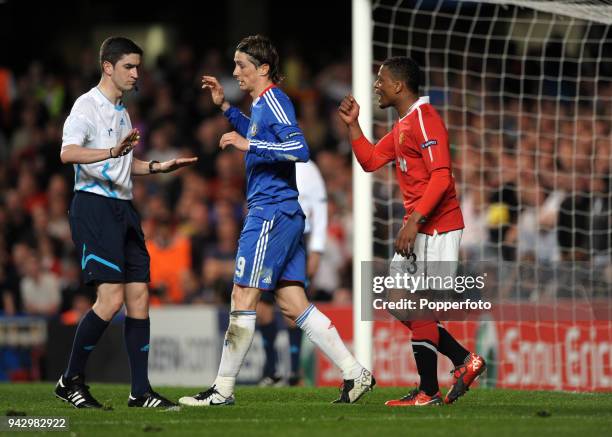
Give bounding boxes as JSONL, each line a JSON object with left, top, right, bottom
{"left": 149, "top": 160, "right": 160, "bottom": 174}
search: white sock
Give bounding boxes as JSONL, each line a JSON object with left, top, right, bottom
{"left": 213, "top": 310, "right": 256, "bottom": 397}
{"left": 296, "top": 304, "right": 364, "bottom": 380}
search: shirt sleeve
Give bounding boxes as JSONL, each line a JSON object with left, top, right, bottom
{"left": 351, "top": 130, "right": 396, "bottom": 172}
{"left": 413, "top": 168, "right": 452, "bottom": 218}
{"left": 411, "top": 106, "right": 453, "bottom": 218}
{"left": 224, "top": 106, "right": 251, "bottom": 137}
{"left": 411, "top": 105, "right": 451, "bottom": 173}
{"left": 298, "top": 163, "right": 328, "bottom": 253}
{"left": 61, "top": 112, "right": 94, "bottom": 151}
{"left": 248, "top": 91, "right": 309, "bottom": 162}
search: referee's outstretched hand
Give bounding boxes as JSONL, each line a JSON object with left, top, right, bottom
{"left": 158, "top": 157, "right": 199, "bottom": 173}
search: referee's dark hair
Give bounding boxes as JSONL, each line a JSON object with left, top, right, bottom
{"left": 99, "top": 37, "right": 143, "bottom": 70}
{"left": 236, "top": 34, "right": 283, "bottom": 84}
{"left": 383, "top": 56, "right": 421, "bottom": 95}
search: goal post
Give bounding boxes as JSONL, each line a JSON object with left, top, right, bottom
{"left": 352, "top": 0, "right": 374, "bottom": 371}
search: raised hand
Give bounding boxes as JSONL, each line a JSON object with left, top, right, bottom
{"left": 111, "top": 128, "right": 139, "bottom": 158}
{"left": 202, "top": 75, "right": 226, "bottom": 107}
{"left": 338, "top": 94, "right": 361, "bottom": 126}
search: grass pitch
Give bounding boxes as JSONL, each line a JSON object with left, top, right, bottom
{"left": 1, "top": 384, "right": 611, "bottom": 436}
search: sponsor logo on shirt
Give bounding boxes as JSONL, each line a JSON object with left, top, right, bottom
{"left": 250, "top": 123, "right": 258, "bottom": 136}
{"left": 399, "top": 131, "right": 406, "bottom": 145}
{"left": 420, "top": 139, "right": 438, "bottom": 149}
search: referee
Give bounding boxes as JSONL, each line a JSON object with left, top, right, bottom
{"left": 54, "top": 36, "right": 197, "bottom": 409}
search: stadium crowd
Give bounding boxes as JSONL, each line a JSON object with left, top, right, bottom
{"left": 1, "top": 42, "right": 611, "bottom": 322}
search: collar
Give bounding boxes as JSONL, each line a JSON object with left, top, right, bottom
{"left": 253, "top": 84, "right": 276, "bottom": 106}
{"left": 259, "top": 84, "right": 276, "bottom": 97}
{"left": 400, "top": 96, "right": 430, "bottom": 121}
{"left": 93, "top": 87, "right": 124, "bottom": 111}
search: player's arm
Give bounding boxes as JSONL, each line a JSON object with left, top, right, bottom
{"left": 248, "top": 92, "right": 309, "bottom": 162}
{"left": 338, "top": 95, "right": 395, "bottom": 171}
{"left": 60, "top": 112, "right": 139, "bottom": 164}
{"left": 249, "top": 128, "right": 309, "bottom": 162}
{"left": 202, "top": 75, "right": 250, "bottom": 137}
{"left": 223, "top": 107, "right": 251, "bottom": 138}
{"left": 131, "top": 156, "right": 198, "bottom": 175}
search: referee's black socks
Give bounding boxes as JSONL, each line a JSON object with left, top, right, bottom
{"left": 64, "top": 309, "right": 110, "bottom": 379}
{"left": 124, "top": 317, "right": 151, "bottom": 396}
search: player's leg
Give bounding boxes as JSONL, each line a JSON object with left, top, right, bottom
{"left": 424, "top": 229, "right": 486, "bottom": 404}
{"left": 387, "top": 319, "right": 443, "bottom": 407}
{"left": 385, "top": 233, "right": 443, "bottom": 406}
{"left": 217, "top": 284, "right": 261, "bottom": 394}
{"left": 179, "top": 284, "right": 260, "bottom": 406}
{"left": 274, "top": 211, "right": 374, "bottom": 402}
{"left": 180, "top": 212, "right": 271, "bottom": 406}
{"left": 275, "top": 282, "right": 375, "bottom": 403}
{"left": 275, "top": 282, "right": 361, "bottom": 379}
{"left": 437, "top": 322, "right": 470, "bottom": 366}
{"left": 256, "top": 294, "right": 281, "bottom": 386}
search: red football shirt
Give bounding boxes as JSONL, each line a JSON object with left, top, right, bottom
{"left": 352, "top": 96, "right": 464, "bottom": 235}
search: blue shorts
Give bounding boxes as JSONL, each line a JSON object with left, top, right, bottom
{"left": 234, "top": 207, "right": 306, "bottom": 290}
{"left": 69, "top": 191, "right": 150, "bottom": 285}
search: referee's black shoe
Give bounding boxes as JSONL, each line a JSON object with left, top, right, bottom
{"left": 54, "top": 374, "right": 102, "bottom": 409}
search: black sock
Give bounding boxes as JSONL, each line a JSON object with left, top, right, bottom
{"left": 438, "top": 325, "right": 470, "bottom": 367}
{"left": 288, "top": 327, "right": 303, "bottom": 376}
{"left": 124, "top": 317, "right": 151, "bottom": 396}
{"left": 259, "top": 321, "right": 278, "bottom": 378}
{"left": 412, "top": 342, "right": 439, "bottom": 396}
{"left": 65, "top": 309, "right": 109, "bottom": 379}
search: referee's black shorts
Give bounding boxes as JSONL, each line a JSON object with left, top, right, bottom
{"left": 69, "top": 190, "right": 150, "bottom": 285}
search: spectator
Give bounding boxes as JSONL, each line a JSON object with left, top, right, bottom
{"left": 20, "top": 253, "right": 60, "bottom": 316}
{"left": 146, "top": 215, "right": 192, "bottom": 304}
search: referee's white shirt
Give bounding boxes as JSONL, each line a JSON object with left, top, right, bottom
{"left": 296, "top": 160, "right": 328, "bottom": 253}
{"left": 61, "top": 87, "right": 134, "bottom": 200}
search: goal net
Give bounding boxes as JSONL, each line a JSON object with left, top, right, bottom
{"left": 365, "top": 0, "right": 612, "bottom": 391}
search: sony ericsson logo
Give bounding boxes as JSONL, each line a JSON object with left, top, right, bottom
{"left": 420, "top": 139, "right": 438, "bottom": 149}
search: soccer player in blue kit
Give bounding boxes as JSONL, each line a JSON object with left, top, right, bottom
{"left": 179, "top": 35, "right": 375, "bottom": 406}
